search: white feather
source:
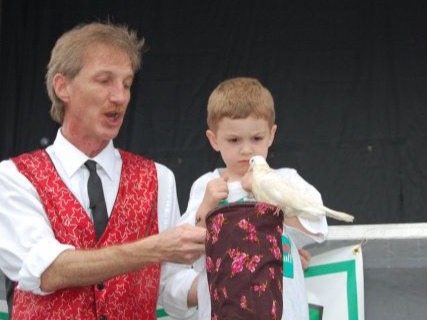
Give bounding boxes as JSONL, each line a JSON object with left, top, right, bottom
{"left": 249, "top": 155, "right": 354, "bottom": 222}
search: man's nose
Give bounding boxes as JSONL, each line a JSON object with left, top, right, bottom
{"left": 109, "top": 83, "right": 128, "bottom": 104}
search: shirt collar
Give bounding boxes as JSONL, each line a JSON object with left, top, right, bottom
{"left": 52, "top": 129, "right": 117, "bottom": 180}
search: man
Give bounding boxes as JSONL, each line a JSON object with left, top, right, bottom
{"left": 0, "top": 22, "right": 204, "bottom": 319}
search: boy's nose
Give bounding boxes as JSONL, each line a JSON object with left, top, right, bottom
{"left": 240, "top": 145, "right": 253, "bottom": 156}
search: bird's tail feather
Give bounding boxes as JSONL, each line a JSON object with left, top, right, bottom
{"left": 324, "top": 207, "right": 354, "bottom": 223}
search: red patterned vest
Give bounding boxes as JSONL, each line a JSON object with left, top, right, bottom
{"left": 11, "top": 149, "right": 160, "bottom": 320}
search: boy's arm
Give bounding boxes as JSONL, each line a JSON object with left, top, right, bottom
{"left": 298, "top": 248, "right": 311, "bottom": 270}
{"left": 156, "top": 164, "right": 199, "bottom": 318}
{"left": 284, "top": 216, "right": 322, "bottom": 237}
{"left": 194, "top": 176, "right": 229, "bottom": 227}
{"left": 163, "top": 173, "right": 228, "bottom": 315}
{"left": 160, "top": 262, "right": 199, "bottom": 317}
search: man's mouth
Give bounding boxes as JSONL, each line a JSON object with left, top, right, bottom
{"left": 105, "top": 112, "right": 120, "bottom": 121}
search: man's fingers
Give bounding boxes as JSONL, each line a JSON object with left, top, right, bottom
{"left": 180, "top": 224, "right": 206, "bottom": 242}
{"left": 174, "top": 224, "right": 206, "bottom": 261}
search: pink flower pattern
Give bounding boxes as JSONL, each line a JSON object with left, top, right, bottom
{"left": 227, "top": 248, "right": 264, "bottom": 276}
{"left": 221, "top": 287, "right": 228, "bottom": 299}
{"left": 271, "top": 299, "right": 279, "bottom": 319}
{"left": 269, "top": 267, "right": 276, "bottom": 279}
{"left": 206, "top": 256, "right": 214, "bottom": 272}
{"left": 205, "top": 203, "right": 284, "bottom": 319}
{"left": 267, "top": 234, "right": 282, "bottom": 260}
{"left": 237, "top": 219, "right": 259, "bottom": 243}
{"left": 209, "top": 213, "right": 226, "bottom": 244}
{"left": 240, "top": 295, "right": 249, "bottom": 310}
{"left": 252, "top": 281, "right": 267, "bottom": 295}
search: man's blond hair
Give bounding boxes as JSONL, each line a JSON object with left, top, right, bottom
{"left": 207, "top": 77, "right": 275, "bottom": 131}
{"left": 46, "top": 22, "right": 145, "bottom": 124}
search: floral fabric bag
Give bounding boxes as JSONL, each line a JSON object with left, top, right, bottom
{"left": 205, "top": 202, "right": 284, "bottom": 320}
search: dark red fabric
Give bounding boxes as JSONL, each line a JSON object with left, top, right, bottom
{"left": 205, "top": 202, "right": 284, "bottom": 320}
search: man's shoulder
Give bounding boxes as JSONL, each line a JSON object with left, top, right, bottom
{"left": 0, "top": 158, "right": 15, "bottom": 173}
{"left": 154, "top": 162, "right": 175, "bottom": 178}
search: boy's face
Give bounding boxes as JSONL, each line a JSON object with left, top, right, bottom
{"left": 206, "top": 115, "right": 277, "bottom": 180}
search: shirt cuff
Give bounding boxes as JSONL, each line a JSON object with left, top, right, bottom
{"left": 286, "top": 219, "right": 328, "bottom": 249}
{"left": 18, "top": 239, "right": 75, "bottom": 295}
{"left": 161, "top": 265, "right": 198, "bottom": 318}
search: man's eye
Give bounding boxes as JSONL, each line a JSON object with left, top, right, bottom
{"left": 98, "top": 78, "right": 110, "bottom": 84}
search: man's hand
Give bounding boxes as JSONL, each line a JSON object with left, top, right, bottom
{"left": 156, "top": 224, "right": 206, "bottom": 265}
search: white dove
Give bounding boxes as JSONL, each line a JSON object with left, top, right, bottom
{"left": 248, "top": 155, "right": 354, "bottom": 222}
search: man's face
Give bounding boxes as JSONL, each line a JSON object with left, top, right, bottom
{"left": 60, "top": 43, "right": 134, "bottom": 151}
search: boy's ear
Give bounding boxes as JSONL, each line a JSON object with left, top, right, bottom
{"left": 206, "top": 129, "right": 220, "bottom": 151}
{"left": 268, "top": 124, "right": 277, "bottom": 147}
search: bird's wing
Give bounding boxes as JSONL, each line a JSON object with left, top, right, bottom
{"left": 254, "top": 166, "right": 355, "bottom": 223}
{"left": 254, "top": 170, "right": 326, "bottom": 220}
{"left": 254, "top": 170, "right": 289, "bottom": 205}
{"left": 255, "top": 170, "right": 309, "bottom": 209}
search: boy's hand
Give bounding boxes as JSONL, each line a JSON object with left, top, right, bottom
{"left": 299, "top": 248, "right": 311, "bottom": 270}
{"left": 195, "top": 176, "right": 229, "bottom": 227}
{"left": 241, "top": 170, "right": 253, "bottom": 192}
{"left": 203, "top": 176, "right": 229, "bottom": 208}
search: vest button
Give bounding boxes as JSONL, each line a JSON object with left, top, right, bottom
{"left": 100, "top": 316, "right": 107, "bottom": 320}
{"left": 97, "top": 283, "right": 105, "bottom": 290}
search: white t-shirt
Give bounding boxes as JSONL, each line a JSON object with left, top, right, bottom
{"left": 179, "top": 168, "right": 328, "bottom": 320}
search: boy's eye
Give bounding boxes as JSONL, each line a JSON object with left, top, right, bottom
{"left": 254, "top": 136, "right": 263, "bottom": 141}
{"left": 228, "top": 138, "right": 238, "bottom": 143}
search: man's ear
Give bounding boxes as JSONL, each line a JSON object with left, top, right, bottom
{"left": 52, "top": 73, "right": 70, "bottom": 102}
{"left": 206, "top": 129, "right": 220, "bottom": 152}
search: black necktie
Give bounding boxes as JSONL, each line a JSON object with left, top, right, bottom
{"left": 85, "top": 160, "right": 109, "bottom": 240}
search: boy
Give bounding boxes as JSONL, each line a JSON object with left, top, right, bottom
{"left": 178, "top": 77, "right": 328, "bottom": 319}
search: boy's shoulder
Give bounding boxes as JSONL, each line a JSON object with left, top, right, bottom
{"left": 192, "top": 168, "right": 222, "bottom": 186}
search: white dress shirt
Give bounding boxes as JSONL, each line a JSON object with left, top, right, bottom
{"left": 0, "top": 129, "right": 197, "bottom": 318}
